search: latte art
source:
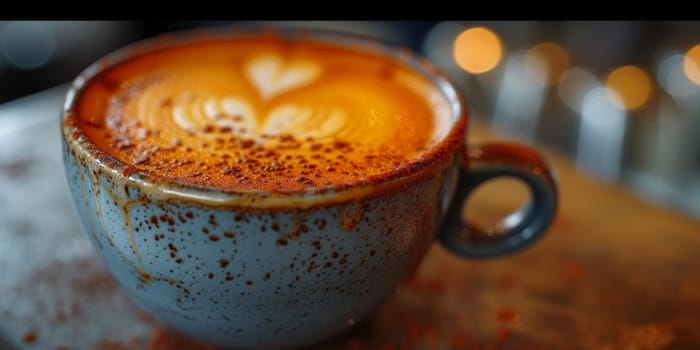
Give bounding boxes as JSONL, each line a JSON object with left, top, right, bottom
{"left": 73, "top": 36, "right": 452, "bottom": 192}
{"left": 246, "top": 55, "right": 321, "bottom": 100}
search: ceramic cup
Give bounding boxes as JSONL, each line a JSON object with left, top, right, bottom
{"left": 61, "top": 26, "right": 558, "bottom": 349}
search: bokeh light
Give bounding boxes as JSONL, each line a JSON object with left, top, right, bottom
{"left": 683, "top": 44, "right": 700, "bottom": 85}
{"left": 491, "top": 50, "right": 548, "bottom": 141}
{"left": 525, "top": 42, "right": 571, "bottom": 85}
{"left": 0, "top": 21, "right": 55, "bottom": 70}
{"left": 453, "top": 27, "right": 503, "bottom": 74}
{"left": 577, "top": 86, "right": 627, "bottom": 182}
{"left": 422, "top": 21, "right": 465, "bottom": 71}
{"left": 558, "top": 67, "right": 600, "bottom": 112}
{"left": 605, "top": 65, "right": 652, "bottom": 110}
{"left": 657, "top": 52, "right": 700, "bottom": 100}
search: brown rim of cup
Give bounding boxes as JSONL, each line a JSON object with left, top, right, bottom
{"left": 61, "top": 24, "right": 468, "bottom": 209}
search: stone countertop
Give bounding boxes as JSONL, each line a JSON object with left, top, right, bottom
{"left": 1, "top": 86, "right": 699, "bottom": 350}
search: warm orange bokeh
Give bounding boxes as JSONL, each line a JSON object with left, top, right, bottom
{"left": 684, "top": 44, "right": 700, "bottom": 86}
{"left": 605, "top": 65, "right": 652, "bottom": 110}
{"left": 526, "top": 42, "right": 571, "bottom": 85}
{"left": 453, "top": 27, "right": 503, "bottom": 74}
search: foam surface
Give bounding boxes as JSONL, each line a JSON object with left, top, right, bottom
{"left": 73, "top": 36, "right": 452, "bottom": 192}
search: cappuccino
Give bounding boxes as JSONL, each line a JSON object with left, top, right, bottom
{"left": 71, "top": 35, "right": 452, "bottom": 192}
{"left": 62, "top": 27, "right": 557, "bottom": 349}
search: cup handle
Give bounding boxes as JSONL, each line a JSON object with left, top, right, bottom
{"left": 440, "top": 142, "right": 559, "bottom": 258}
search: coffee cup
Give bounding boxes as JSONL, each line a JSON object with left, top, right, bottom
{"left": 61, "top": 26, "right": 557, "bottom": 349}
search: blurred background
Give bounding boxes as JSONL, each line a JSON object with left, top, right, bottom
{"left": 1, "top": 20, "right": 700, "bottom": 221}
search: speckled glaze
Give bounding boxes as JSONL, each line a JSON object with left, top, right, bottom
{"left": 62, "top": 146, "right": 459, "bottom": 348}
{"left": 61, "top": 27, "right": 467, "bottom": 349}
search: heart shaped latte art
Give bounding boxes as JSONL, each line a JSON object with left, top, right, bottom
{"left": 245, "top": 55, "right": 321, "bottom": 100}
{"left": 122, "top": 54, "right": 414, "bottom": 148}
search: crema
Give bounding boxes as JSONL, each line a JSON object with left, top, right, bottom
{"left": 72, "top": 35, "right": 452, "bottom": 192}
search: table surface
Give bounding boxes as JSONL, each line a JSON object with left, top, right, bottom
{"left": 1, "top": 86, "right": 699, "bottom": 350}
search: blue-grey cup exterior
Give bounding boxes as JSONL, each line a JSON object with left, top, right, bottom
{"left": 62, "top": 138, "right": 459, "bottom": 348}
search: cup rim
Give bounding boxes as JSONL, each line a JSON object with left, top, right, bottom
{"left": 61, "top": 24, "right": 468, "bottom": 209}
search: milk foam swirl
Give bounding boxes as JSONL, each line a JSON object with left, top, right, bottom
{"left": 121, "top": 55, "right": 419, "bottom": 149}
{"left": 171, "top": 93, "right": 348, "bottom": 142}
{"left": 76, "top": 38, "right": 452, "bottom": 192}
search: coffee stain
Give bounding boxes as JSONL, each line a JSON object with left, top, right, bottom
{"left": 496, "top": 307, "right": 519, "bottom": 323}
{"left": 339, "top": 200, "right": 365, "bottom": 232}
{"left": 87, "top": 166, "right": 141, "bottom": 274}
{"left": 291, "top": 212, "right": 309, "bottom": 240}
{"left": 122, "top": 201, "right": 142, "bottom": 265}
{"left": 74, "top": 158, "right": 103, "bottom": 249}
{"left": 75, "top": 152, "right": 189, "bottom": 291}
{"left": 147, "top": 326, "right": 221, "bottom": 350}
{"left": 21, "top": 329, "right": 38, "bottom": 344}
{"left": 274, "top": 212, "right": 308, "bottom": 243}
{"left": 0, "top": 159, "right": 33, "bottom": 178}
{"left": 619, "top": 323, "right": 675, "bottom": 350}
